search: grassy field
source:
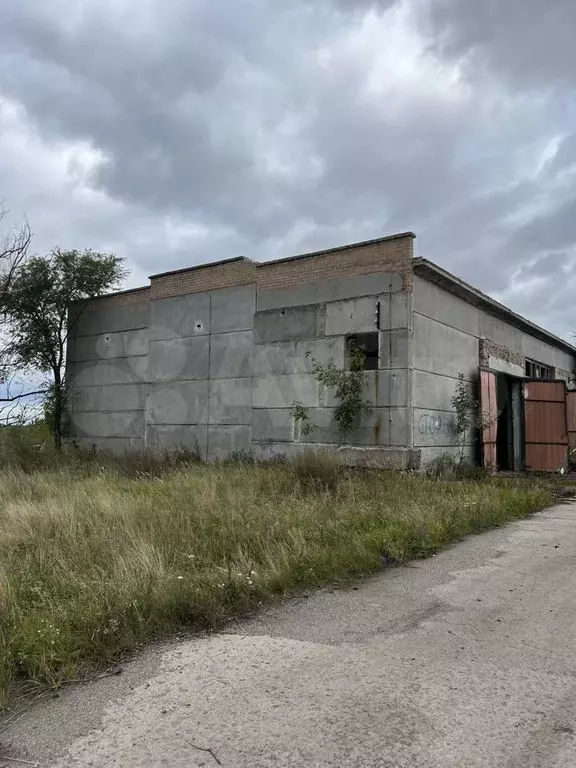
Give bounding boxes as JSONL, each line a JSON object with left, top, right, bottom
{"left": 0, "top": 448, "right": 555, "bottom": 705}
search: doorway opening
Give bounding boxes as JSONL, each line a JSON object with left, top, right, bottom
{"left": 495, "top": 374, "right": 523, "bottom": 471}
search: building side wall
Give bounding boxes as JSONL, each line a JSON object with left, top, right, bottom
{"left": 67, "top": 299, "right": 150, "bottom": 454}
{"left": 412, "top": 276, "right": 575, "bottom": 467}
{"left": 67, "top": 234, "right": 415, "bottom": 464}
{"left": 251, "top": 271, "right": 413, "bottom": 463}
{"left": 146, "top": 284, "right": 256, "bottom": 460}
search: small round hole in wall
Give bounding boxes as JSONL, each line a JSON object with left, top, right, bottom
{"left": 280, "top": 309, "right": 286, "bottom": 316}
{"left": 195, "top": 322, "right": 203, "bottom": 331}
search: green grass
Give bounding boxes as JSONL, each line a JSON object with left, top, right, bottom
{"left": 0, "top": 452, "right": 554, "bottom": 705}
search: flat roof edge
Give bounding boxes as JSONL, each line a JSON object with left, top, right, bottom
{"left": 70, "top": 285, "right": 150, "bottom": 306}
{"left": 413, "top": 258, "right": 576, "bottom": 357}
{"left": 258, "top": 231, "right": 416, "bottom": 268}
{"left": 149, "top": 256, "right": 253, "bottom": 280}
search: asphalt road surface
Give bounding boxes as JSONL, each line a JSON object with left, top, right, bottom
{"left": 3, "top": 501, "right": 576, "bottom": 768}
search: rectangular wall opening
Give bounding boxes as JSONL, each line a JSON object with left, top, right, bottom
{"left": 346, "top": 332, "right": 379, "bottom": 370}
{"left": 495, "top": 373, "right": 523, "bottom": 471}
{"left": 525, "top": 358, "right": 553, "bottom": 380}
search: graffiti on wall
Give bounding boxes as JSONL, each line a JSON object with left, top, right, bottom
{"left": 417, "top": 412, "right": 457, "bottom": 439}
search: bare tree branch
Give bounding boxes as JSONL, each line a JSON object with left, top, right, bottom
{"left": 0, "top": 389, "right": 50, "bottom": 403}
{"left": 0, "top": 202, "right": 32, "bottom": 294}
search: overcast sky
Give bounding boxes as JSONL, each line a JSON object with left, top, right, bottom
{"left": 1, "top": 0, "right": 575, "bottom": 338}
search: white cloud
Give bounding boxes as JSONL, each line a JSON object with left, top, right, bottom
{"left": 1, "top": 0, "right": 576, "bottom": 337}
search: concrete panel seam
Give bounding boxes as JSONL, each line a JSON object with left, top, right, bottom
{"left": 413, "top": 367, "right": 474, "bottom": 382}
{"left": 71, "top": 325, "right": 149, "bottom": 340}
{"left": 253, "top": 335, "right": 347, "bottom": 347}
{"left": 70, "top": 409, "right": 144, "bottom": 414}
{"left": 150, "top": 326, "right": 253, "bottom": 343}
{"left": 414, "top": 406, "right": 458, "bottom": 415}
{"left": 414, "top": 310, "right": 480, "bottom": 342}
{"left": 68, "top": 382, "right": 148, "bottom": 390}
{"left": 69, "top": 353, "right": 149, "bottom": 364}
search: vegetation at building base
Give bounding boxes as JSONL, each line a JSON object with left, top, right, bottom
{"left": 292, "top": 340, "right": 372, "bottom": 441}
{"left": 0, "top": 444, "right": 555, "bottom": 706}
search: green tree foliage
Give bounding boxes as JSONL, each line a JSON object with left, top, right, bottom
{"left": 292, "top": 341, "right": 372, "bottom": 442}
{"left": 450, "top": 373, "right": 479, "bottom": 458}
{"left": 291, "top": 400, "right": 314, "bottom": 438}
{"left": 0, "top": 248, "right": 127, "bottom": 449}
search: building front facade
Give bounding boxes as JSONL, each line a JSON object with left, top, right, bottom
{"left": 66, "top": 233, "right": 576, "bottom": 471}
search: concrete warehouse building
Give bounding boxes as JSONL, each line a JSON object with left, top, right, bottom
{"left": 66, "top": 232, "right": 576, "bottom": 472}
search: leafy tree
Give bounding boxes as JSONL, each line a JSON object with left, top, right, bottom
{"left": 0, "top": 203, "right": 34, "bottom": 425}
{"left": 450, "top": 373, "right": 481, "bottom": 460}
{"left": 292, "top": 341, "right": 372, "bottom": 442}
{"left": 0, "top": 248, "right": 127, "bottom": 449}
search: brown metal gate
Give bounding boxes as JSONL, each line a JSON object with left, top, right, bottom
{"left": 567, "top": 391, "right": 576, "bottom": 468}
{"left": 524, "top": 380, "right": 568, "bottom": 472}
{"left": 480, "top": 370, "right": 497, "bottom": 470}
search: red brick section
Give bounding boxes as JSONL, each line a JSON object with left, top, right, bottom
{"left": 257, "top": 234, "right": 415, "bottom": 292}
{"left": 150, "top": 258, "right": 256, "bottom": 300}
{"left": 77, "top": 287, "right": 151, "bottom": 312}
{"left": 79, "top": 233, "right": 415, "bottom": 309}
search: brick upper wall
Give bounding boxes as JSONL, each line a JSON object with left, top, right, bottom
{"left": 77, "top": 287, "right": 151, "bottom": 312}
{"left": 77, "top": 232, "right": 416, "bottom": 310}
{"left": 150, "top": 258, "right": 256, "bottom": 300}
{"left": 256, "top": 233, "right": 414, "bottom": 292}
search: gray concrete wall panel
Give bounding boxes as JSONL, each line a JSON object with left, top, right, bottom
{"left": 210, "top": 286, "right": 255, "bottom": 333}
{"left": 324, "top": 370, "right": 377, "bottom": 408}
{"left": 208, "top": 425, "right": 251, "bottom": 460}
{"left": 251, "top": 409, "right": 294, "bottom": 443}
{"left": 209, "top": 378, "right": 252, "bottom": 425}
{"left": 72, "top": 436, "right": 145, "bottom": 455}
{"left": 413, "top": 276, "right": 479, "bottom": 337}
{"left": 148, "top": 337, "right": 210, "bottom": 382}
{"left": 485, "top": 355, "right": 524, "bottom": 378}
{"left": 71, "top": 384, "right": 146, "bottom": 413}
{"left": 413, "top": 370, "right": 467, "bottom": 411}
{"left": 251, "top": 442, "right": 414, "bottom": 469}
{"left": 150, "top": 293, "right": 210, "bottom": 341}
{"left": 388, "top": 408, "right": 411, "bottom": 446}
{"left": 145, "top": 424, "right": 207, "bottom": 459}
{"left": 388, "top": 292, "right": 411, "bottom": 331}
{"left": 478, "top": 314, "right": 523, "bottom": 352}
{"left": 252, "top": 374, "right": 319, "bottom": 409}
{"left": 71, "top": 411, "right": 145, "bottom": 439}
{"left": 73, "top": 329, "right": 149, "bottom": 362}
{"left": 379, "top": 329, "right": 410, "bottom": 369}
{"left": 209, "top": 331, "right": 253, "bottom": 379}
{"left": 300, "top": 407, "right": 384, "bottom": 446}
{"left": 415, "top": 275, "right": 574, "bottom": 377}
{"left": 520, "top": 335, "right": 572, "bottom": 370}
{"left": 73, "top": 357, "right": 148, "bottom": 387}
{"left": 377, "top": 369, "right": 409, "bottom": 407}
{"left": 257, "top": 272, "right": 402, "bottom": 311}
{"left": 419, "top": 444, "right": 475, "bottom": 468}
{"left": 74, "top": 303, "right": 150, "bottom": 337}
{"left": 414, "top": 314, "right": 479, "bottom": 379}
{"left": 413, "top": 407, "right": 459, "bottom": 448}
{"left": 147, "top": 380, "right": 209, "bottom": 425}
{"left": 254, "top": 304, "right": 325, "bottom": 343}
{"left": 325, "top": 297, "right": 383, "bottom": 336}
{"left": 253, "top": 338, "right": 344, "bottom": 376}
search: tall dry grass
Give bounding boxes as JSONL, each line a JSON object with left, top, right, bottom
{"left": 0, "top": 456, "right": 553, "bottom": 704}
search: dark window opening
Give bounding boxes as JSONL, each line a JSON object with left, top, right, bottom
{"left": 346, "top": 332, "right": 379, "bottom": 371}
{"left": 525, "top": 358, "right": 553, "bottom": 380}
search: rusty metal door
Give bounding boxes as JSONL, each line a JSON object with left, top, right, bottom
{"left": 524, "top": 380, "right": 568, "bottom": 472}
{"left": 480, "top": 370, "right": 497, "bottom": 469}
{"left": 566, "top": 391, "right": 576, "bottom": 467}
